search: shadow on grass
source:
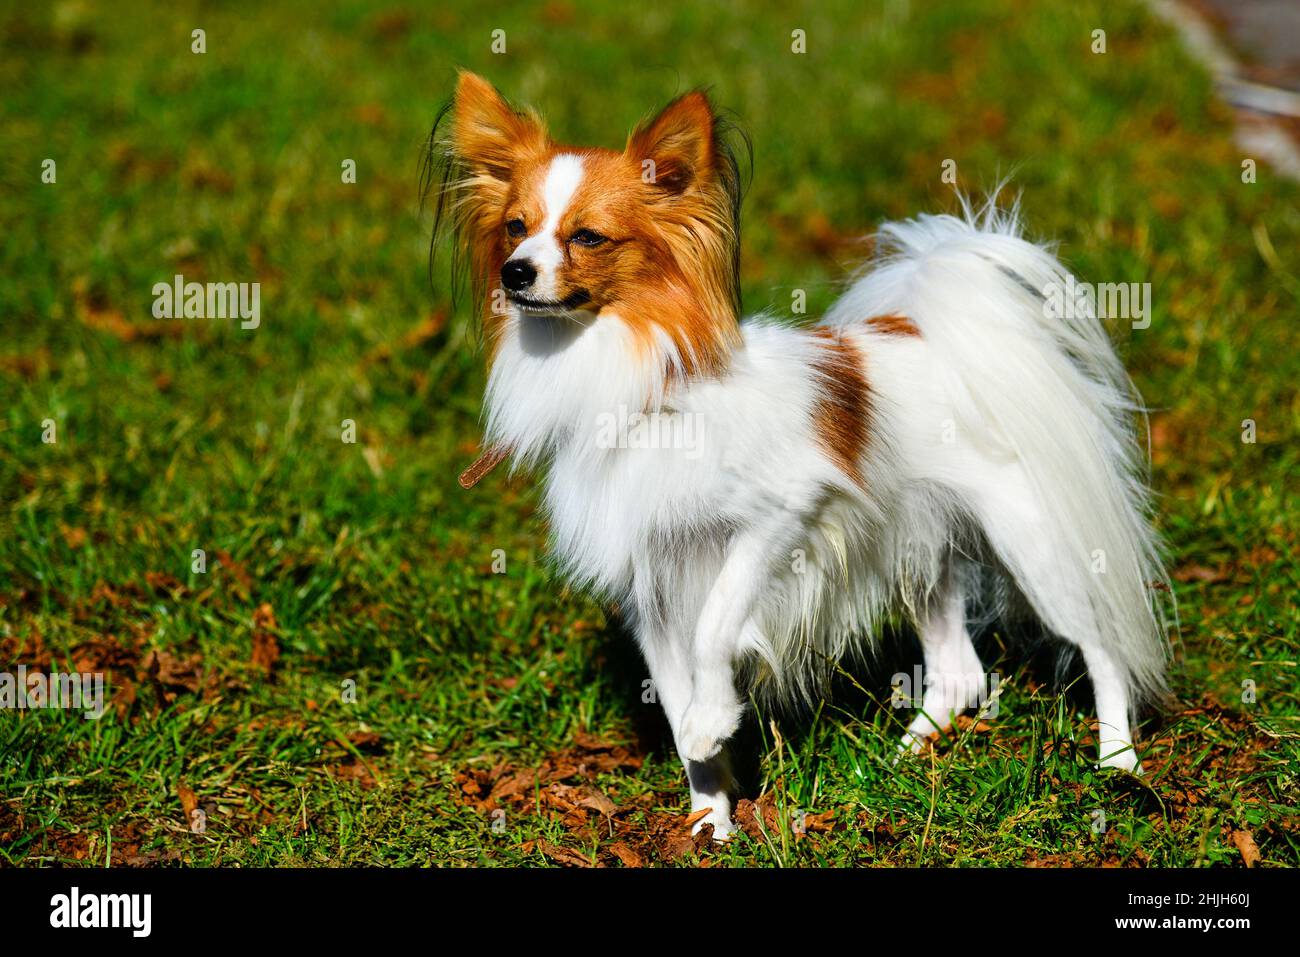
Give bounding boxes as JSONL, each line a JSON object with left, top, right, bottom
{"left": 584, "top": 603, "right": 1181, "bottom": 810}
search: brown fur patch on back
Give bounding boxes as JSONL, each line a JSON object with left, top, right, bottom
{"left": 866, "top": 313, "right": 920, "bottom": 337}
{"left": 808, "top": 328, "right": 870, "bottom": 487}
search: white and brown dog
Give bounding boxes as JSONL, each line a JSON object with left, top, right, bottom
{"left": 434, "top": 72, "right": 1169, "bottom": 838}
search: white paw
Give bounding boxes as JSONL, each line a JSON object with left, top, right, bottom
{"left": 678, "top": 700, "right": 743, "bottom": 763}
{"left": 1098, "top": 743, "right": 1141, "bottom": 774}
{"left": 691, "top": 807, "right": 736, "bottom": 841}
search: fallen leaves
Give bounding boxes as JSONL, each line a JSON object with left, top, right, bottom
{"left": 323, "top": 729, "right": 386, "bottom": 790}
{"left": 457, "top": 731, "right": 676, "bottom": 865}
{"left": 1171, "top": 543, "right": 1284, "bottom": 586}
{"left": 143, "top": 648, "right": 204, "bottom": 697}
{"left": 250, "top": 603, "right": 281, "bottom": 676}
{"left": 2, "top": 565, "right": 301, "bottom": 726}
{"left": 327, "top": 759, "right": 378, "bottom": 790}
{"left": 532, "top": 840, "right": 595, "bottom": 868}
{"left": 575, "top": 785, "right": 618, "bottom": 819}
{"left": 459, "top": 734, "right": 643, "bottom": 813}
{"left": 0, "top": 629, "right": 52, "bottom": 670}
{"left": 659, "top": 822, "right": 712, "bottom": 861}
{"left": 606, "top": 842, "right": 646, "bottom": 868}
{"left": 347, "top": 730, "right": 385, "bottom": 754}
{"left": 456, "top": 730, "right": 844, "bottom": 867}
{"left": 73, "top": 277, "right": 184, "bottom": 343}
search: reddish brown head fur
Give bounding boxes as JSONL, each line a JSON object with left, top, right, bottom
{"left": 430, "top": 72, "right": 747, "bottom": 378}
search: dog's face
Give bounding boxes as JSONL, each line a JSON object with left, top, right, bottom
{"left": 442, "top": 71, "right": 743, "bottom": 375}
{"left": 495, "top": 147, "right": 651, "bottom": 316}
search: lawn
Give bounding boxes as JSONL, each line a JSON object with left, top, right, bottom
{"left": 1, "top": 0, "right": 1296, "bottom": 867}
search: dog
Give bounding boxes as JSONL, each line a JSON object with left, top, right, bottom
{"left": 432, "top": 71, "right": 1170, "bottom": 839}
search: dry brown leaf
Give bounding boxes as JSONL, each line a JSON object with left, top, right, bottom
{"left": 214, "top": 549, "right": 253, "bottom": 596}
{"left": 802, "top": 810, "right": 837, "bottom": 833}
{"left": 347, "top": 731, "right": 384, "bottom": 754}
{"left": 328, "top": 761, "right": 376, "bottom": 790}
{"left": 489, "top": 769, "right": 538, "bottom": 804}
{"left": 251, "top": 603, "right": 280, "bottom": 675}
{"left": 178, "top": 783, "right": 198, "bottom": 820}
{"left": 576, "top": 786, "right": 618, "bottom": 818}
{"left": 145, "top": 571, "right": 183, "bottom": 593}
{"left": 607, "top": 841, "right": 645, "bottom": 868}
{"left": 682, "top": 807, "right": 714, "bottom": 829}
{"left": 536, "top": 840, "right": 596, "bottom": 868}
{"left": 1231, "top": 829, "right": 1261, "bottom": 868}
{"left": 662, "top": 822, "right": 712, "bottom": 860}
{"left": 1172, "top": 563, "right": 1231, "bottom": 584}
{"left": 143, "top": 649, "right": 203, "bottom": 693}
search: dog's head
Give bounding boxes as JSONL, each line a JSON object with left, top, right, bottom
{"left": 428, "top": 71, "right": 747, "bottom": 376}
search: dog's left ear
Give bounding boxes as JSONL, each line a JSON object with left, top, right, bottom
{"left": 451, "top": 70, "right": 548, "bottom": 179}
{"left": 626, "top": 91, "right": 718, "bottom": 194}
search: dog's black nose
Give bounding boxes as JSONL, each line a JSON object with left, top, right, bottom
{"left": 501, "top": 260, "right": 536, "bottom": 292}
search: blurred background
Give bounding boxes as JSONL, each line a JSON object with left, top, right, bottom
{"left": 1, "top": 0, "right": 1296, "bottom": 867}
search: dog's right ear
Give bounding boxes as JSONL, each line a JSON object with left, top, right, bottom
{"left": 427, "top": 72, "right": 549, "bottom": 314}
{"left": 451, "top": 71, "right": 548, "bottom": 180}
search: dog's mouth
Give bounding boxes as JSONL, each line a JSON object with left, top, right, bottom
{"left": 508, "top": 289, "right": 592, "bottom": 315}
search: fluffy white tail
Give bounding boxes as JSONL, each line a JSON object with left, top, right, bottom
{"left": 833, "top": 198, "right": 1171, "bottom": 706}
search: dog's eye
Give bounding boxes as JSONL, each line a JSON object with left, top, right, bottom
{"left": 570, "top": 228, "right": 606, "bottom": 247}
{"left": 506, "top": 219, "right": 526, "bottom": 238}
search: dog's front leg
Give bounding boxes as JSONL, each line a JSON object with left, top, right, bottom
{"left": 636, "top": 621, "right": 738, "bottom": 839}
{"left": 678, "top": 528, "right": 778, "bottom": 766}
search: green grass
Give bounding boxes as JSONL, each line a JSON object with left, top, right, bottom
{"left": 1, "top": 0, "right": 1297, "bottom": 867}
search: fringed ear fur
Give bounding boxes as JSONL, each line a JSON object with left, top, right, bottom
{"left": 625, "top": 90, "right": 750, "bottom": 328}
{"left": 423, "top": 77, "right": 750, "bottom": 359}
{"left": 422, "top": 71, "right": 548, "bottom": 313}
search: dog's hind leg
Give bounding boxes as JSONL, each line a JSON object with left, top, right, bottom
{"left": 1075, "top": 641, "right": 1138, "bottom": 771}
{"left": 968, "top": 468, "right": 1141, "bottom": 772}
{"left": 899, "top": 561, "right": 989, "bottom": 755}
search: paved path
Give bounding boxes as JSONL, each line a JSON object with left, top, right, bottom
{"left": 1198, "top": 0, "right": 1300, "bottom": 91}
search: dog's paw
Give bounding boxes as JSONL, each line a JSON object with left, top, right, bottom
{"left": 677, "top": 699, "right": 743, "bottom": 763}
{"left": 692, "top": 806, "right": 736, "bottom": 841}
{"left": 1097, "top": 744, "right": 1141, "bottom": 774}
